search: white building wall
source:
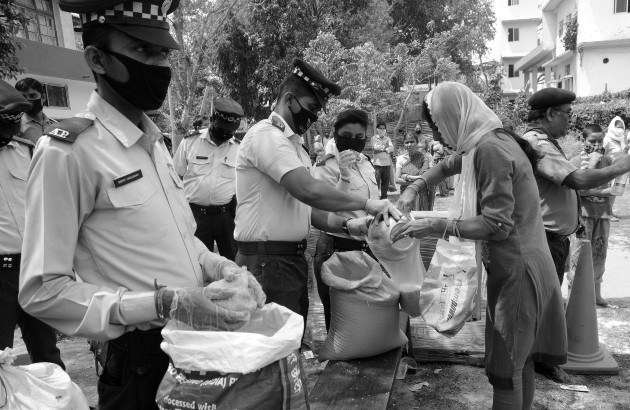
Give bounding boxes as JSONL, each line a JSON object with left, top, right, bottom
{"left": 51, "top": 0, "right": 76, "bottom": 50}
{"left": 500, "top": 21, "right": 540, "bottom": 57}
{"left": 496, "top": 0, "right": 541, "bottom": 19}
{"left": 552, "top": 0, "right": 577, "bottom": 55}
{"left": 577, "top": 0, "right": 630, "bottom": 43}
{"left": 576, "top": 47, "right": 630, "bottom": 96}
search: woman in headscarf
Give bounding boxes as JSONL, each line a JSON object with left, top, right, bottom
{"left": 603, "top": 116, "right": 627, "bottom": 221}
{"left": 394, "top": 82, "right": 567, "bottom": 409}
{"left": 395, "top": 132, "right": 434, "bottom": 211}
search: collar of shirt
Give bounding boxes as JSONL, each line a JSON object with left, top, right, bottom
{"left": 86, "top": 91, "right": 162, "bottom": 148}
{"left": 268, "top": 113, "right": 298, "bottom": 140}
{"left": 22, "top": 112, "right": 50, "bottom": 127}
{"left": 0, "top": 141, "right": 18, "bottom": 151}
{"left": 201, "top": 129, "right": 236, "bottom": 147}
{"left": 525, "top": 124, "right": 553, "bottom": 140}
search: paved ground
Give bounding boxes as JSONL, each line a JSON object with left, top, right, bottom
{"left": 8, "top": 189, "right": 630, "bottom": 409}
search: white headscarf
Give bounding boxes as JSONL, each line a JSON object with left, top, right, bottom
{"left": 426, "top": 82, "right": 502, "bottom": 220}
{"left": 606, "top": 116, "right": 626, "bottom": 143}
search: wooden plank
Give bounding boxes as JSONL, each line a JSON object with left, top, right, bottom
{"left": 309, "top": 347, "right": 403, "bottom": 410}
{"left": 411, "top": 317, "right": 486, "bottom": 365}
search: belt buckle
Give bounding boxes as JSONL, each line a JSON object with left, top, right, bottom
{"left": 296, "top": 243, "right": 304, "bottom": 256}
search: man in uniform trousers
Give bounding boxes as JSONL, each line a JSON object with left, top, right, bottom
{"left": 235, "top": 58, "right": 400, "bottom": 326}
{"left": 0, "top": 79, "right": 65, "bottom": 369}
{"left": 18, "top": 1, "right": 264, "bottom": 409}
{"left": 523, "top": 88, "right": 630, "bottom": 383}
{"left": 174, "top": 98, "right": 243, "bottom": 261}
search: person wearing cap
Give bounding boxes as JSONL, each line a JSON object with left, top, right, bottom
{"left": 14, "top": 77, "right": 58, "bottom": 145}
{"left": 0, "top": 79, "right": 65, "bottom": 370}
{"left": 372, "top": 121, "right": 394, "bottom": 199}
{"left": 174, "top": 98, "right": 244, "bottom": 261}
{"left": 523, "top": 87, "right": 630, "bottom": 383}
{"left": 18, "top": 2, "right": 264, "bottom": 409}
{"left": 311, "top": 109, "right": 379, "bottom": 330}
{"left": 235, "top": 59, "right": 400, "bottom": 325}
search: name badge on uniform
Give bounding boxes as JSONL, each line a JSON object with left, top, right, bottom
{"left": 114, "top": 170, "right": 143, "bottom": 188}
{"left": 196, "top": 156, "right": 208, "bottom": 160}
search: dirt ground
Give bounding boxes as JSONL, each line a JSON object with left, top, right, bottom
{"left": 10, "top": 190, "right": 630, "bottom": 409}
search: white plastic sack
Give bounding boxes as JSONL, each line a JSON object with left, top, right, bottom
{"left": 368, "top": 217, "right": 425, "bottom": 317}
{"left": 0, "top": 348, "right": 89, "bottom": 410}
{"left": 160, "top": 303, "right": 303, "bottom": 374}
{"left": 420, "top": 237, "right": 478, "bottom": 336}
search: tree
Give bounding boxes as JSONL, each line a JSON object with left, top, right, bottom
{"left": 0, "top": 1, "right": 28, "bottom": 79}
{"left": 167, "top": 0, "right": 240, "bottom": 152}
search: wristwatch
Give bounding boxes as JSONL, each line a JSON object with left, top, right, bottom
{"left": 342, "top": 218, "right": 353, "bottom": 235}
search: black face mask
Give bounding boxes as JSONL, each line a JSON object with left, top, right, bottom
{"left": 27, "top": 99, "right": 43, "bottom": 116}
{"left": 415, "top": 129, "right": 422, "bottom": 135}
{"left": 290, "top": 98, "right": 318, "bottom": 134}
{"left": 100, "top": 49, "right": 172, "bottom": 111}
{"left": 335, "top": 133, "right": 366, "bottom": 153}
{"left": 211, "top": 125, "right": 234, "bottom": 142}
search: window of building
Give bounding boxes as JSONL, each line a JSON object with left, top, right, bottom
{"left": 558, "top": 19, "right": 564, "bottom": 38}
{"left": 508, "top": 28, "right": 520, "bottom": 42}
{"left": 508, "top": 0, "right": 519, "bottom": 5}
{"left": 43, "top": 84, "right": 69, "bottom": 108}
{"left": 614, "top": 0, "right": 629, "bottom": 13}
{"left": 13, "top": 0, "right": 58, "bottom": 46}
{"left": 508, "top": 64, "right": 519, "bottom": 78}
{"left": 564, "top": 64, "right": 571, "bottom": 76}
{"left": 563, "top": 77, "right": 574, "bottom": 91}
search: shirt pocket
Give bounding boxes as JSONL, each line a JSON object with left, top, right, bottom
{"left": 107, "top": 179, "right": 158, "bottom": 208}
{"left": 219, "top": 156, "right": 236, "bottom": 179}
{"left": 189, "top": 157, "right": 212, "bottom": 177}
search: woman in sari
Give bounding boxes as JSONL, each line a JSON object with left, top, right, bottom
{"left": 395, "top": 82, "right": 566, "bottom": 409}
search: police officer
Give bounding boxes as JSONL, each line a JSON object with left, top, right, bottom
{"left": 523, "top": 88, "right": 630, "bottom": 383}
{"left": 0, "top": 79, "right": 65, "bottom": 369}
{"left": 174, "top": 98, "right": 243, "bottom": 261}
{"left": 15, "top": 77, "right": 57, "bottom": 145}
{"left": 18, "top": 2, "right": 264, "bottom": 409}
{"left": 311, "top": 109, "right": 379, "bottom": 330}
{"left": 235, "top": 59, "right": 400, "bottom": 325}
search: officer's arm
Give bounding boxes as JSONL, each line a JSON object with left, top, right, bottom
{"left": 172, "top": 139, "right": 187, "bottom": 178}
{"left": 281, "top": 167, "right": 367, "bottom": 212}
{"left": 311, "top": 209, "right": 345, "bottom": 234}
{"left": 563, "top": 154, "right": 630, "bottom": 189}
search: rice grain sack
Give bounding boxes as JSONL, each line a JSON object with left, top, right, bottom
{"left": 318, "top": 251, "right": 407, "bottom": 361}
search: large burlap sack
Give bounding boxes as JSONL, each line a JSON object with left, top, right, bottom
{"left": 419, "top": 237, "right": 478, "bottom": 336}
{"left": 368, "top": 217, "right": 425, "bottom": 317}
{"left": 0, "top": 348, "right": 89, "bottom": 410}
{"left": 318, "top": 251, "right": 407, "bottom": 361}
{"left": 157, "top": 303, "right": 308, "bottom": 410}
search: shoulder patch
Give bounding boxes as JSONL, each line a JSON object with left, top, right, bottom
{"left": 11, "top": 136, "right": 34, "bottom": 147}
{"left": 271, "top": 115, "right": 286, "bottom": 132}
{"left": 316, "top": 153, "right": 336, "bottom": 167}
{"left": 45, "top": 118, "right": 94, "bottom": 143}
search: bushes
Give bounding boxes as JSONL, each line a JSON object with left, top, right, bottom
{"left": 570, "top": 98, "right": 630, "bottom": 132}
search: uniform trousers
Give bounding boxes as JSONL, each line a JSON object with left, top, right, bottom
{"left": 545, "top": 231, "right": 571, "bottom": 286}
{"left": 0, "top": 264, "right": 64, "bottom": 369}
{"left": 374, "top": 165, "right": 391, "bottom": 199}
{"left": 236, "top": 241, "right": 309, "bottom": 327}
{"left": 191, "top": 197, "right": 237, "bottom": 261}
{"left": 97, "top": 328, "right": 168, "bottom": 410}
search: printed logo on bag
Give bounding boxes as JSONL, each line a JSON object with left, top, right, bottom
{"left": 286, "top": 352, "right": 303, "bottom": 395}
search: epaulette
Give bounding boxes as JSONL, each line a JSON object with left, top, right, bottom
{"left": 11, "top": 136, "right": 34, "bottom": 148}
{"left": 270, "top": 115, "right": 286, "bottom": 132}
{"left": 363, "top": 154, "right": 372, "bottom": 164}
{"left": 315, "top": 153, "right": 335, "bottom": 167}
{"left": 185, "top": 131, "right": 200, "bottom": 139}
{"left": 45, "top": 117, "right": 94, "bottom": 143}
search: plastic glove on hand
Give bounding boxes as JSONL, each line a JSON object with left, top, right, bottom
{"left": 391, "top": 218, "right": 438, "bottom": 242}
{"left": 365, "top": 199, "right": 402, "bottom": 225}
{"left": 347, "top": 216, "right": 373, "bottom": 237}
{"left": 338, "top": 150, "right": 358, "bottom": 179}
{"left": 158, "top": 286, "right": 249, "bottom": 331}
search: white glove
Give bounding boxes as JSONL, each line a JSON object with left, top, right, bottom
{"left": 338, "top": 150, "right": 358, "bottom": 180}
{"left": 347, "top": 216, "right": 374, "bottom": 237}
{"left": 206, "top": 260, "right": 266, "bottom": 308}
{"left": 364, "top": 199, "right": 402, "bottom": 225}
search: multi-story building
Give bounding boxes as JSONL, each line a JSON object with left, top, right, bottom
{"left": 491, "top": 0, "right": 543, "bottom": 96}
{"left": 8, "top": 0, "right": 93, "bottom": 119}
{"left": 516, "top": 0, "right": 630, "bottom": 97}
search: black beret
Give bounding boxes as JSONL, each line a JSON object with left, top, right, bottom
{"left": 334, "top": 109, "right": 369, "bottom": 130}
{"left": 292, "top": 58, "right": 341, "bottom": 109}
{"left": 212, "top": 98, "right": 244, "bottom": 131}
{"left": 61, "top": 0, "right": 180, "bottom": 49}
{"left": 0, "top": 79, "right": 31, "bottom": 135}
{"left": 528, "top": 88, "right": 576, "bottom": 110}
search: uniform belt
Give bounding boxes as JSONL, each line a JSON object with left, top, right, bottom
{"left": 326, "top": 234, "right": 372, "bottom": 254}
{"left": 545, "top": 230, "right": 570, "bottom": 242}
{"left": 237, "top": 240, "right": 307, "bottom": 256}
{"left": 190, "top": 198, "right": 235, "bottom": 215}
{"left": 0, "top": 253, "right": 20, "bottom": 270}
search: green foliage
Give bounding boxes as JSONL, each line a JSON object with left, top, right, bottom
{"left": 562, "top": 13, "right": 578, "bottom": 52}
{"left": 0, "top": 1, "right": 28, "bottom": 79}
{"left": 558, "top": 131, "right": 583, "bottom": 160}
{"left": 570, "top": 98, "right": 630, "bottom": 132}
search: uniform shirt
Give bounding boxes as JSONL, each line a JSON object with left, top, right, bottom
{"left": 523, "top": 126, "right": 579, "bottom": 235}
{"left": 0, "top": 141, "right": 31, "bottom": 253}
{"left": 173, "top": 130, "right": 238, "bottom": 206}
{"left": 20, "top": 112, "right": 56, "bottom": 145}
{"left": 312, "top": 144, "right": 378, "bottom": 240}
{"left": 234, "top": 114, "right": 312, "bottom": 242}
{"left": 372, "top": 134, "right": 393, "bottom": 166}
{"left": 19, "top": 91, "right": 226, "bottom": 341}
